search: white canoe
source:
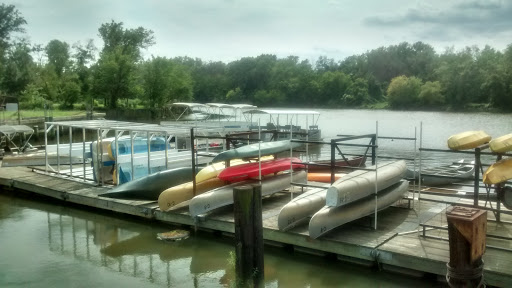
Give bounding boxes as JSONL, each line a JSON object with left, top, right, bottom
{"left": 309, "top": 180, "right": 409, "bottom": 239}
{"left": 277, "top": 185, "right": 330, "bottom": 231}
{"left": 189, "top": 170, "right": 307, "bottom": 217}
{"left": 325, "top": 160, "right": 406, "bottom": 207}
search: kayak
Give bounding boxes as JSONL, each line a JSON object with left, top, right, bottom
{"left": 195, "top": 155, "right": 273, "bottom": 183}
{"left": 158, "top": 178, "right": 226, "bottom": 211}
{"left": 100, "top": 167, "right": 197, "bottom": 200}
{"left": 189, "top": 170, "right": 307, "bottom": 217}
{"left": 447, "top": 131, "right": 491, "bottom": 150}
{"left": 217, "top": 157, "right": 304, "bottom": 182}
{"left": 212, "top": 140, "right": 302, "bottom": 163}
{"left": 307, "top": 172, "right": 345, "bottom": 183}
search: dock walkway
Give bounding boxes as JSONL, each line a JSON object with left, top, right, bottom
{"left": 0, "top": 166, "right": 511, "bottom": 287}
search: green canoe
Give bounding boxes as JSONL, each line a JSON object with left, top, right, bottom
{"left": 212, "top": 139, "right": 303, "bottom": 163}
{"left": 100, "top": 167, "right": 197, "bottom": 200}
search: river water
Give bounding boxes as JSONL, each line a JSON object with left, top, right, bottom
{"left": 2, "top": 109, "right": 510, "bottom": 287}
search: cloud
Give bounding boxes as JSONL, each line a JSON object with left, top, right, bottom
{"left": 364, "top": 0, "right": 512, "bottom": 38}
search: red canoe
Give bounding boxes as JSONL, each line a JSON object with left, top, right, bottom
{"left": 218, "top": 157, "right": 304, "bottom": 183}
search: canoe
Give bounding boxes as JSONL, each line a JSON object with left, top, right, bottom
{"left": 325, "top": 160, "right": 406, "bottom": 207}
{"left": 100, "top": 167, "right": 197, "bottom": 200}
{"left": 158, "top": 178, "right": 226, "bottom": 211}
{"left": 307, "top": 156, "right": 366, "bottom": 171}
{"left": 211, "top": 139, "right": 303, "bottom": 163}
{"left": 483, "top": 158, "right": 512, "bottom": 184}
{"left": 309, "top": 180, "right": 409, "bottom": 239}
{"left": 489, "top": 133, "right": 512, "bottom": 154}
{"left": 107, "top": 136, "right": 169, "bottom": 160}
{"left": 218, "top": 157, "right": 304, "bottom": 182}
{"left": 277, "top": 185, "right": 330, "bottom": 231}
{"left": 447, "top": 131, "right": 491, "bottom": 150}
{"left": 307, "top": 172, "right": 345, "bottom": 183}
{"left": 195, "top": 155, "right": 273, "bottom": 183}
{"left": 421, "top": 160, "right": 474, "bottom": 186}
{"left": 189, "top": 170, "right": 307, "bottom": 217}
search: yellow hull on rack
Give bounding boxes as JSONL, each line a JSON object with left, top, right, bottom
{"left": 158, "top": 177, "right": 226, "bottom": 211}
{"left": 489, "top": 133, "right": 512, "bottom": 154}
{"left": 447, "top": 131, "right": 491, "bottom": 150}
{"left": 483, "top": 158, "right": 512, "bottom": 184}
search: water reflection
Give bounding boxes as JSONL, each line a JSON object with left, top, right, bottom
{"left": 0, "top": 193, "right": 439, "bottom": 287}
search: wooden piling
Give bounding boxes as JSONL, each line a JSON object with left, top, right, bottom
{"left": 233, "top": 184, "right": 264, "bottom": 287}
{"left": 446, "top": 206, "right": 487, "bottom": 288}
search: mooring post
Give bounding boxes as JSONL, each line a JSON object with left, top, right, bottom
{"left": 446, "top": 206, "right": 487, "bottom": 288}
{"left": 233, "top": 184, "right": 264, "bottom": 287}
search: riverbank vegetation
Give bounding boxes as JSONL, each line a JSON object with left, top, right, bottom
{"left": 1, "top": 3, "right": 511, "bottom": 114}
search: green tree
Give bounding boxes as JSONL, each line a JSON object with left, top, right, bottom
{"left": 1, "top": 40, "right": 34, "bottom": 96}
{"left": 93, "top": 21, "right": 154, "bottom": 108}
{"left": 418, "top": 81, "right": 444, "bottom": 107}
{"left": 342, "top": 78, "right": 370, "bottom": 106}
{"left": 316, "top": 71, "right": 352, "bottom": 106}
{"left": 387, "top": 75, "right": 422, "bottom": 108}
{"left": 45, "top": 39, "right": 71, "bottom": 77}
{"left": 0, "top": 3, "right": 27, "bottom": 91}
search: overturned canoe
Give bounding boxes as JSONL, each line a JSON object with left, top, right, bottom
{"left": 325, "top": 160, "right": 406, "bottom": 207}
{"left": 158, "top": 177, "right": 226, "bottom": 211}
{"left": 277, "top": 185, "right": 330, "bottom": 231}
{"left": 483, "top": 158, "right": 512, "bottom": 185}
{"left": 212, "top": 140, "right": 302, "bottom": 163}
{"left": 100, "top": 167, "right": 197, "bottom": 200}
{"left": 189, "top": 170, "right": 307, "bottom": 217}
{"left": 447, "top": 130, "right": 491, "bottom": 150}
{"left": 309, "top": 180, "right": 409, "bottom": 239}
{"left": 489, "top": 133, "right": 512, "bottom": 154}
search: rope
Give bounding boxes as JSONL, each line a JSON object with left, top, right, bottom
{"left": 446, "top": 262, "right": 485, "bottom": 288}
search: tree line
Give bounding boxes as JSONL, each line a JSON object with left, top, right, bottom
{"left": 1, "top": 3, "right": 512, "bottom": 113}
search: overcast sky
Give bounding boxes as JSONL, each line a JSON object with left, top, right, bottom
{"left": 7, "top": 0, "right": 512, "bottom": 63}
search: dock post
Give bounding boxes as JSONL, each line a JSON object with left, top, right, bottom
{"left": 474, "top": 148, "right": 481, "bottom": 207}
{"left": 446, "top": 206, "right": 486, "bottom": 288}
{"left": 233, "top": 184, "right": 264, "bottom": 287}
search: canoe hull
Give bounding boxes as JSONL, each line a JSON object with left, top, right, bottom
{"left": 325, "top": 160, "right": 406, "bottom": 207}
{"left": 309, "top": 180, "right": 409, "bottom": 239}
{"left": 489, "top": 133, "right": 512, "bottom": 154}
{"left": 189, "top": 170, "right": 307, "bottom": 217}
{"left": 307, "top": 173, "right": 345, "bottom": 183}
{"left": 447, "top": 131, "right": 491, "bottom": 150}
{"left": 277, "top": 185, "right": 329, "bottom": 231}
{"left": 483, "top": 158, "right": 512, "bottom": 184}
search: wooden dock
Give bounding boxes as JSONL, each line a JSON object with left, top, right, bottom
{"left": 1, "top": 166, "right": 511, "bottom": 287}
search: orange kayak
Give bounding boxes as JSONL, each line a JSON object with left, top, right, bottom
{"left": 308, "top": 172, "right": 346, "bottom": 183}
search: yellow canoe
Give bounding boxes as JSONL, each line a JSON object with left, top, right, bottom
{"left": 483, "top": 158, "right": 512, "bottom": 184}
{"left": 195, "top": 155, "right": 273, "bottom": 183}
{"left": 489, "top": 133, "right": 512, "bottom": 153}
{"left": 158, "top": 177, "right": 226, "bottom": 211}
{"left": 447, "top": 131, "right": 491, "bottom": 150}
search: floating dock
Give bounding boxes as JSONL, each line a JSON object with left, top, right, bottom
{"left": 0, "top": 166, "right": 511, "bottom": 287}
